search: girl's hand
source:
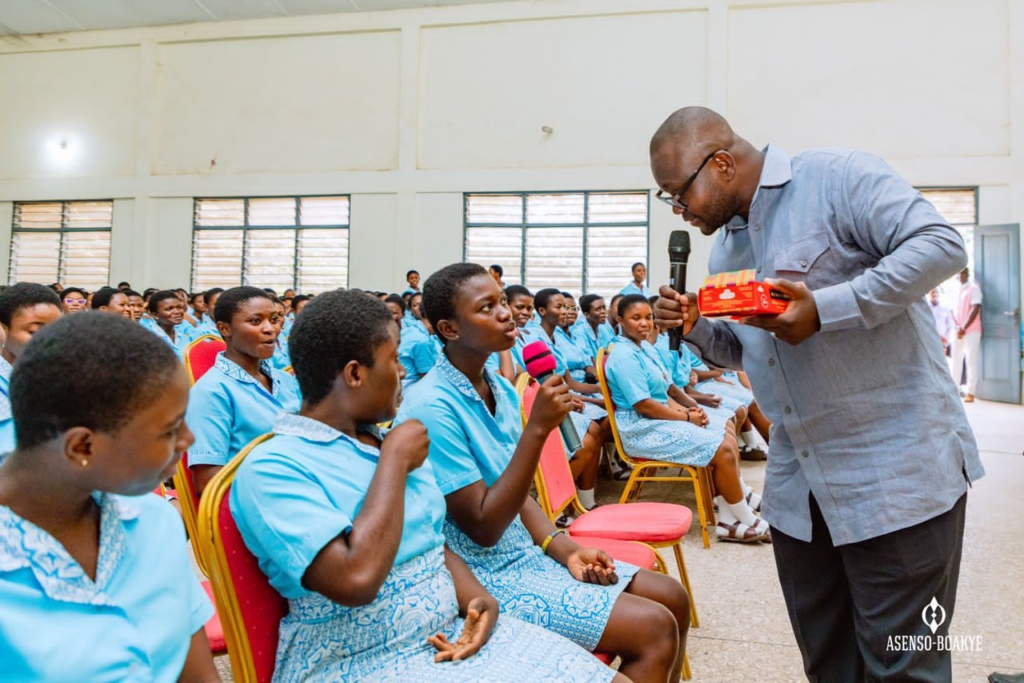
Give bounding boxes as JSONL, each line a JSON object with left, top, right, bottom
{"left": 429, "top": 596, "right": 497, "bottom": 662}
{"left": 566, "top": 547, "right": 619, "bottom": 586}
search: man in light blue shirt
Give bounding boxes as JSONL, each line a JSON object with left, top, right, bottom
{"left": 619, "top": 262, "right": 651, "bottom": 297}
{"left": 650, "top": 106, "right": 983, "bottom": 682}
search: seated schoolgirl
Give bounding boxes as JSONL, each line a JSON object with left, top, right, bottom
{"left": 90, "top": 286, "right": 132, "bottom": 318}
{"left": 144, "top": 290, "right": 193, "bottom": 359}
{"left": 397, "top": 264, "right": 690, "bottom": 683}
{"left": 575, "top": 294, "right": 616, "bottom": 361}
{"left": 124, "top": 289, "right": 145, "bottom": 322}
{"left": 187, "top": 287, "right": 301, "bottom": 498}
{"left": 60, "top": 286, "right": 89, "bottom": 314}
{"left": 406, "top": 292, "right": 429, "bottom": 334}
{"left": 0, "top": 313, "right": 219, "bottom": 682}
{"left": 268, "top": 296, "right": 291, "bottom": 372}
{"left": 230, "top": 289, "right": 622, "bottom": 683}
{"left": 399, "top": 315, "right": 442, "bottom": 390}
{"left": 604, "top": 295, "right": 769, "bottom": 543}
{"left": 0, "top": 284, "right": 63, "bottom": 454}
{"left": 384, "top": 294, "right": 407, "bottom": 327}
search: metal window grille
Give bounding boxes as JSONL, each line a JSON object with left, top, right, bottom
{"left": 9, "top": 200, "right": 113, "bottom": 289}
{"left": 464, "top": 191, "right": 649, "bottom": 300}
{"left": 191, "top": 196, "right": 349, "bottom": 293}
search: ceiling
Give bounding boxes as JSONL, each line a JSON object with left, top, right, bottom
{"left": 0, "top": 0, "right": 513, "bottom": 36}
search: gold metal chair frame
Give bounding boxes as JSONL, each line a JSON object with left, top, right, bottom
{"left": 197, "top": 432, "right": 277, "bottom": 683}
{"left": 596, "top": 348, "right": 716, "bottom": 549}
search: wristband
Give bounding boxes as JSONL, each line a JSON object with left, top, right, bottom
{"left": 540, "top": 529, "right": 566, "bottom": 555}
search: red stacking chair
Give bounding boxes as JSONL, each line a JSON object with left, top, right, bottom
{"left": 596, "top": 348, "right": 716, "bottom": 549}
{"left": 184, "top": 334, "right": 227, "bottom": 387}
{"left": 175, "top": 334, "right": 227, "bottom": 575}
{"left": 198, "top": 433, "right": 286, "bottom": 683}
{"left": 517, "top": 374, "right": 701, "bottom": 636}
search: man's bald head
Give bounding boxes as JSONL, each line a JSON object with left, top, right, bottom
{"left": 650, "top": 106, "right": 735, "bottom": 157}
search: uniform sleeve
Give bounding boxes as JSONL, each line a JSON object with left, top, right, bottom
{"left": 185, "top": 381, "right": 234, "bottom": 468}
{"left": 276, "top": 371, "right": 303, "bottom": 410}
{"left": 398, "top": 397, "right": 484, "bottom": 495}
{"left": 412, "top": 337, "right": 440, "bottom": 376}
{"left": 605, "top": 350, "right": 651, "bottom": 410}
{"left": 666, "top": 351, "right": 690, "bottom": 388}
{"left": 187, "top": 571, "right": 215, "bottom": 635}
{"left": 230, "top": 453, "right": 354, "bottom": 599}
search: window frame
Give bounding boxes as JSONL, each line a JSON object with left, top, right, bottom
{"left": 462, "top": 190, "right": 651, "bottom": 294}
{"left": 8, "top": 199, "right": 114, "bottom": 287}
{"left": 915, "top": 186, "right": 978, "bottom": 227}
{"left": 190, "top": 194, "right": 351, "bottom": 292}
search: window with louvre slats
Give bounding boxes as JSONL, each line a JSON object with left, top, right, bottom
{"left": 9, "top": 201, "right": 113, "bottom": 289}
{"left": 464, "top": 192, "right": 648, "bottom": 300}
{"left": 192, "top": 196, "right": 349, "bottom": 293}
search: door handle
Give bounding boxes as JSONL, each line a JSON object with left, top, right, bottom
{"left": 1003, "top": 308, "right": 1019, "bottom": 319}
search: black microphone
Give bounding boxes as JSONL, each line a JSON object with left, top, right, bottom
{"left": 667, "top": 230, "right": 691, "bottom": 352}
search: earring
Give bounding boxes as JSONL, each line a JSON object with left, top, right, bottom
{"left": 80, "top": 459, "right": 88, "bottom": 467}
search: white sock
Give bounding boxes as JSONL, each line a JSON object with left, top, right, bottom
{"left": 740, "top": 429, "right": 766, "bottom": 450}
{"left": 740, "top": 478, "right": 753, "bottom": 497}
{"left": 578, "top": 488, "right": 596, "bottom": 510}
{"left": 725, "top": 499, "right": 759, "bottom": 527}
{"left": 715, "top": 496, "right": 736, "bottom": 523}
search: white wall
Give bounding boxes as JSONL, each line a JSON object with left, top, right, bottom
{"left": 0, "top": 0, "right": 1021, "bottom": 295}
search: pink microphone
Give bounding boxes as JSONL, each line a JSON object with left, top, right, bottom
{"left": 522, "top": 340, "right": 582, "bottom": 453}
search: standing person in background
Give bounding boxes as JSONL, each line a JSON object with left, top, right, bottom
{"left": 619, "top": 263, "right": 651, "bottom": 297}
{"left": 951, "top": 268, "right": 983, "bottom": 402}
{"left": 928, "top": 288, "right": 954, "bottom": 355}
{"left": 649, "top": 106, "right": 983, "bottom": 682}
{"left": 488, "top": 264, "right": 505, "bottom": 289}
{"left": 403, "top": 270, "right": 422, "bottom": 296}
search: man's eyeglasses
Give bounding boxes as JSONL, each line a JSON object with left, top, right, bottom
{"left": 655, "top": 149, "right": 723, "bottom": 210}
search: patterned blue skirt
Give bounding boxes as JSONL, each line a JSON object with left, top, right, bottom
{"left": 615, "top": 408, "right": 721, "bottom": 467}
{"left": 566, "top": 399, "right": 607, "bottom": 459}
{"left": 696, "top": 377, "right": 752, "bottom": 412}
{"left": 273, "top": 547, "right": 614, "bottom": 682}
{"left": 445, "top": 515, "right": 639, "bottom": 652}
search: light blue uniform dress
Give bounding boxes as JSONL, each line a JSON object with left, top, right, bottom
{"left": 513, "top": 327, "right": 606, "bottom": 444}
{"left": 0, "top": 357, "right": 14, "bottom": 454}
{"left": 186, "top": 353, "right": 301, "bottom": 469}
{"left": 605, "top": 335, "right": 722, "bottom": 467}
{"left": 0, "top": 481, "right": 213, "bottom": 682}
{"left": 573, "top": 320, "right": 616, "bottom": 363}
{"left": 619, "top": 281, "right": 651, "bottom": 297}
{"left": 650, "top": 336, "right": 733, "bottom": 437}
{"left": 140, "top": 318, "right": 195, "bottom": 360}
{"left": 230, "top": 414, "right": 612, "bottom": 683}
{"left": 399, "top": 325, "right": 442, "bottom": 389}
{"left": 681, "top": 344, "right": 753, "bottom": 411}
{"left": 396, "top": 355, "right": 638, "bottom": 653}
{"left": 269, "top": 339, "right": 291, "bottom": 372}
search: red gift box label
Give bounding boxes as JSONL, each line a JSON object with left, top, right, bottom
{"left": 698, "top": 269, "right": 791, "bottom": 317}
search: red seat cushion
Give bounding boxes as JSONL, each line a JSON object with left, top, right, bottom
{"left": 201, "top": 581, "right": 227, "bottom": 653}
{"left": 593, "top": 652, "right": 615, "bottom": 665}
{"left": 570, "top": 536, "right": 658, "bottom": 571}
{"left": 569, "top": 503, "right": 692, "bottom": 543}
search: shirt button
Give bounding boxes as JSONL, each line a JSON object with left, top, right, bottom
{"left": 800, "top": 259, "right": 808, "bottom": 267}
{"left": 784, "top": 405, "right": 792, "bottom": 414}
{"left": 756, "top": 267, "right": 762, "bottom": 274}
{"left": 801, "top": 449, "right": 809, "bottom": 458}
{"left": 752, "top": 224, "right": 760, "bottom": 231}
{"left": 768, "top": 358, "right": 775, "bottom": 367}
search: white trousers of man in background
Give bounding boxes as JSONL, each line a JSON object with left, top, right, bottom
{"left": 950, "top": 331, "right": 981, "bottom": 397}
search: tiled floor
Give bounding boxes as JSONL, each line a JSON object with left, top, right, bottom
{"left": 210, "top": 398, "right": 1024, "bottom": 682}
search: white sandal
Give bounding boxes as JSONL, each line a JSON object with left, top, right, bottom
{"left": 716, "top": 518, "right": 770, "bottom": 544}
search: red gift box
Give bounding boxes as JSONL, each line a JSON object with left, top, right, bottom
{"left": 698, "top": 269, "right": 791, "bottom": 317}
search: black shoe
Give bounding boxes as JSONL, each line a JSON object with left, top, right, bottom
{"left": 989, "top": 674, "right": 1024, "bottom": 683}
{"left": 740, "top": 445, "right": 767, "bottom": 462}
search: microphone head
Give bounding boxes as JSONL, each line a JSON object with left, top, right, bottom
{"left": 523, "top": 340, "right": 557, "bottom": 378}
{"left": 668, "top": 230, "right": 691, "bottom": 258}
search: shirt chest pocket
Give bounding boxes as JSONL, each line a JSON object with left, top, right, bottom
{"left": 772, "top": 230, "right": 833, "bottom": 288}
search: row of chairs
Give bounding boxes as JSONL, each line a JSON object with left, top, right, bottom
{"left": 171, "top": 334, "right": 711, "bottom": 680}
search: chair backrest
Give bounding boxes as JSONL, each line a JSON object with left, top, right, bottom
{"left": 595, "top": 347, "right": 637, "bottom": 465}
{"left": 184, "top": 334, "right": 227, "bottom": 386}
{"left": 198, "top": 433, "right": 286, "bottom": 683}
{"left": 172, "top": 451, "right": 208, "bottom": 575}
{"left": 515, "top": 374, "right": 580, "bottom": 520}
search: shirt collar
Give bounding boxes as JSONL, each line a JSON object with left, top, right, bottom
{"left": 0, "top": 489, "right": 138, "bottom": 606}
{"left": 273, "top": 413, "right": 383, "bottom": 445}
{"left": 0, "top": 356, "right": 12, "bottom": 382}
{"left": 724, "top": 144, "right": 793, "bottom": 235}
{"left": 214, "top": 352, "right": 281, "bottom": 397}
{"left": 435, "top": 350, "right": 504, "bottom": 405}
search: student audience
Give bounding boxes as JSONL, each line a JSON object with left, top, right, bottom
{"left": 0, "top": 263, "right": 774, "bottom": 681}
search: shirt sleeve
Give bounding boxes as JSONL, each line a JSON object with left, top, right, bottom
{"left": 185, "top": 381, "right": 234, "bottom": 468}
{"left": 814, "top": 152, "right": 969, "bottom": 332}
{"left": 230, "top": 453, "right": 354, "bottom": 599}
{"left": 412, "top": 337, "right": 440, "bottom": 375}
{"left": 187, "top": 571, "right": 215, "bottom": 635}
{"left": 400, "top": 397, "right": 484, "bottom": 495}
{"left": 605, "top": 349, "right": 652, "bottom": 409}
{"left": 684, "top": 316, "right": 745, "bottom": 370}
{"left": 970, "top": 285, "right": 983, "bottom": 305}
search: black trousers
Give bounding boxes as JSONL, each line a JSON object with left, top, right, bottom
{"left": 772, "top": 494, "right": 967, "bottom": 683}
